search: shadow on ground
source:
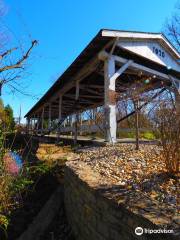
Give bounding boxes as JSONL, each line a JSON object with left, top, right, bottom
{"left": 2, "top": 134, "right": 74, "bottom": 240}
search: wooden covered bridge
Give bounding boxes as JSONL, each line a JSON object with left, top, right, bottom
{"left": 25, "top": 29, "right": 180, "bottom": 143}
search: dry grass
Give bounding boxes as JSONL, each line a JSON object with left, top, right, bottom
{"left": 0, "top": 174, "right": 13, "bottom": 213}
{"left": 36, "top": 144, "right": 76, "bottom": 165}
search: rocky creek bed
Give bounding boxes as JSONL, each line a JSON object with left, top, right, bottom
{"left": 76, "top": 143, "right": 180, "bottom": 236}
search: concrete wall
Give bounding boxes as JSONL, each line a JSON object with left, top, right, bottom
{"left": 64, "top": 162, "right": 177, "bottom": 240}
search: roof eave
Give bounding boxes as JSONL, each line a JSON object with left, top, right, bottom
{"left": 101, "top": 29, "right": 180, "bottom": 59}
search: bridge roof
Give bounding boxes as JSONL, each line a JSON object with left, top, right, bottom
{"left": 25, "top": 29, "right": 180, "bottom": 118}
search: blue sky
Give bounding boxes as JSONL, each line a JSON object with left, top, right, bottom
{"left": 1, "top": 0, "right": 178, "bottom": 122}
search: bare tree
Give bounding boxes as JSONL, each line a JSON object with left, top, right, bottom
{"left": 0, "top": 40, "right": 37, "bottom": 96}
{"left": 165, "top": 1, "right": 180, "bottom": 51}
{"left": 0, "top": 0, "right": 37, "bottom": 96}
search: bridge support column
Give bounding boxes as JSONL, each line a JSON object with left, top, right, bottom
{"left": 33, "top": 115, "right": 36, "bottom": 131}
{"left": 36, "top": 114, "right": 40, "bottom": 133}
{"left": 26, "top": 118, "right": 30, "bottom": 134}
{"left": 57, "top": 95, "right": 62, "bottom": 139}
{"left": 69, "top": 115, "right": 73, "bottom": 136}
{"left": 104, "top": 56, "right": 117, "bottom": 143}
{"left": 74, "top": 81, "right": 79, "bottom": 145}
{"left": 48, "top": 103, "right": 52, "bottom": 130}
{"left": 99, "top": 51, "right": 133, "bottom": 143}
{"left": 41, "top": 107, "right": 44, "bottom": 135}
{"left": 59, "top": 96, "right": 62, "bottom": 120}
{"left": 30, "top": 118, "right": 33, "bottom": 132}
{"left": 79, "top": 113, "right": 82, "bottom": 136}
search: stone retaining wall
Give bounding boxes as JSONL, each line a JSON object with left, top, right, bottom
{"left": 64, "top": 161, "right": 177, "bottom": 240}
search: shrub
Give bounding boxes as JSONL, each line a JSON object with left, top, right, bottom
{"left": 155, "top": 103, "right": 180, "bottom": 174}
{"left": 142, "top": 131, "right": 155, "bottom": 140}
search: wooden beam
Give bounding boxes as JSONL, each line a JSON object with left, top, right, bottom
{"left": 111, "top": 60, "right": 133, "bottom": 82}
{"left": 64, "top": 94, "right": 103, "bottom": 99}
{"left": 113, "top": 54, "right": 179, "bottom": 83}
{"left": 29, "top": 40, "right": 115, "bottom": 116}
{"left": 80, "top": 84, "right": 104, "bottom": 89}
{"left": 79, "top": 85, "right": 103, "bottom": 96}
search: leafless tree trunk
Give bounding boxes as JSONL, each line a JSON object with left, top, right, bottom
{"left": 134, "top": 99, "right": 139, "bottom": 150}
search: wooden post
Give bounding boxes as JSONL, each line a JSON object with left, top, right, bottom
{"left": 74, "top": 81, "right": 79, "bottom": 145}
{"left": 134, "top": 99, "right": 139, "bottom": 150}
{"left": 29, "top": 118, "right": 32, "bottom": 134}
{"left": 69, "top": 115, "right": 73, "bottom": 136}
{"left": 33, "top": 115, "right": 35, "bottom": 131}
{"left": 26, "top": 118, "right": 30, "bottom": 134}
{"left": 36, "top": 114, "right": 41, "bottom": 134}
{"left": 92, "top": 108, "right": 96, "bottom": 123}
{"left": 104, "top": 56, "right": 117, "bottom": 143}
{"left": 41, "top": 107, "right": 44, "bottom": 135}
{"left": 30, "top": 118, "right": 32, "bottom": 130}
{"left": 35, "top": 116, "right": 37, "bottom": 131}
{"left": 35, "top": 115, "right": 37, "bottom": 133}
{"left": 59, "top": 96, "right": 62, "bottom": 120}
{"left": 99, "top": 51, "right": 133, "bottom": 143}
{"left": 57, "top": 95, "right": 62, "bottom": 139}
{"left": 79, "top": 112, "right": 82, "bottom": 135}
{"left": 48, "top": 103, "right": 52, "bottom": 130}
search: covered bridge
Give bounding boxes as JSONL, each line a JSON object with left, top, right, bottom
{"left": 25, "top": 29, "right": 180, "bottom": 143}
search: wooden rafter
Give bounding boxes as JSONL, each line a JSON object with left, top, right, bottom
{"left": 64, "top": 94, "right": 103, "bottom": 99}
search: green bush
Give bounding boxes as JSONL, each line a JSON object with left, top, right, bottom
{"left": 10, "top": 177, "right": 34, "bottom": 194}
{"left": 117, "top": 130, "right": 156, "bottom": 140}
{"left": 142, "top": 131, "right": 155, "bottom": 140}
{"left": 117, "top": 131, "right": 136, "bottom": 139}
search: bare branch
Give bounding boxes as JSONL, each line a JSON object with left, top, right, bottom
{"left": 0, "top": 40, "right": 38, "bottom": 73}
{"left": 164, "top": 3, "right": 180, "bottom": 51}
{"left": 0, "top": 47, "right": 18, "bottom": 59}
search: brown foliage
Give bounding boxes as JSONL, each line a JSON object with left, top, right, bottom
{"left": 156, "top": 103, "right": 180, "bottom": 174}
